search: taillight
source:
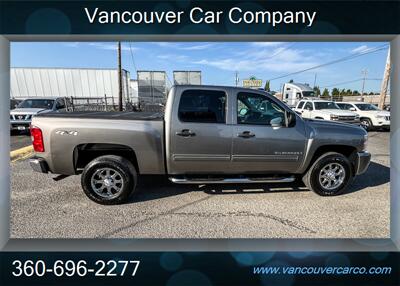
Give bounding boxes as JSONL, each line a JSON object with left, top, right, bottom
{"left": 30, "top": 126, "right": 44, "bottom": 152}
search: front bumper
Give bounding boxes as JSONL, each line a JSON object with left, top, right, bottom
{"left": 354, "top": 151, "right": 371, "bottom": 175}
{"left": 29, "top": 157, "right": 49, "bottom": 173}
{"left": 10, "top": 120, "right": 31, "bottom": 130}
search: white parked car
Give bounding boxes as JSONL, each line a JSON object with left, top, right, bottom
{"left": 336, "top": 102, "right": 390, "bottom": 131}
{"left": 294, "top": 99, "right": 360, "bottom": 124}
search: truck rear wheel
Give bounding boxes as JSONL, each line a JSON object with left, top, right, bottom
{"left": 81, "top": 155, "right": 137, "bottom": 205}
{"left": 302, "top": 152, "right": 353, "bottom": 196}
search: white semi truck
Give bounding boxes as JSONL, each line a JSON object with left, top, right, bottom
{"left": 282, "top": 82, "right": 316, "bottom": 107}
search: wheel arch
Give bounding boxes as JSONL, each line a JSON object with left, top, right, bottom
{"left": 73, "top": 143, "right": 139, "bottom": 174}
{"left": 305, "top": 144, "right": 358, "bottom": 175}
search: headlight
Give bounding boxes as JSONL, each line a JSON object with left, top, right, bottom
{"left": 330, "top": 114, "right": 339, "bottom": 120}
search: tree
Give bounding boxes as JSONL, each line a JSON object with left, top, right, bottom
{"left": 346, "top": 89, "right": 352, "bottom": 96}
{"left": 340, "top": 89, "right": 347, "bottom": 96}
{"left": 332, "top": 88, "right": 340, "bottom": 96}
{"left": 369, "top": 92, "right": 374, "bottom": 95}
{"left": 353, "top": 90, "right": 359, "bottom": 95}
{"left": 313, "top": 86, "right": 321, "bottom": 96}
{"left": 264, "top": 80, "right": 270, "bottom": 92}
{"left": 322, "top": 88, "right": 329, "bottom": 97}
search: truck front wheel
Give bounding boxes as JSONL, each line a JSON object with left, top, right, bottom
{"left": 302, "top": 152, "right": 353, "bottom": 196}
{"left": 81, "top": 155, "right": 137, "bottom": 205}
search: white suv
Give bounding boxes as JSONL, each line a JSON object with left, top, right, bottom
{"left": 294, "top": 99, "right": 360, "bottom": 124}
{"left": 336, "top": 102, "right": 390, "bottom": 131}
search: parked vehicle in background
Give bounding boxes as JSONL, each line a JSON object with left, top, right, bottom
{"left": 10, "top": 97, "right": 71, "bottom": 132}
{"left": 10, "top": 98, "right": 23, "bottom": 110}
{"left": 294, "top": 99, "right": 360, "bottom": 124}
{"left": 281, "top": 82, "right": 316, "bottom": 107}
{"left": 29, "top": 85, "right": 370, "bottom": 205}
{"left": 337, "top": 102, "right": 390, "bottom": 131}
{"left": 383, "top": 104, "right": 390, "bottom": 112}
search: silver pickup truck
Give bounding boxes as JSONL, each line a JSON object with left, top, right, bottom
{"left": 29, "top": 85, "right": 371, "bottom": 204}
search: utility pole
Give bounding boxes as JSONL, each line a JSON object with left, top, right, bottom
{"left": 117, "top": 41, "right": 123, "bottom": 111}
{"left": 235, "top": 71, "right": 239, "bottom": 87}
{"left": 360, "top": 69, "right": 368, "bottom": 102}
{"left": 378, "top": 47, "right": 391, "bottom": 109}
{"left": 313, "top": 73, "right": 317, "bottom": 88}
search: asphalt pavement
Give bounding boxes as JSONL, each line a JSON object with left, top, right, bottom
{"left": 10, "top": 131, "right": 31, "bottom": 151}
{"left": 10, "top": 131, "right": 390, "bottom": 239}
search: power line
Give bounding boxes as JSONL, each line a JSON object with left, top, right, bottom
{"left": 320, "top": 78, "right": 383, "bottom": 89}
{"left": 267, "top": 43, "right": 296, "bottom": 60}
{"left": 268, "top": 44, "right": 389, "bottom": 81}
{"left": 128, "top": 42, "right": 138, "bottom": 74}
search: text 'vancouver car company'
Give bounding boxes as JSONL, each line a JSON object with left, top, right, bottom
{"left": 28, "top": 85, "right": 370, "bottom": 205}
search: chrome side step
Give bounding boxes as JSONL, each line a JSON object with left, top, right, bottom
{"left": 169, "top": 176, "right": 295, "bottom": 184}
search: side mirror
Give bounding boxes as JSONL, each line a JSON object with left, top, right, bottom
{"left": 349, "top": 107, "right": 356, "bottom": 111}
{"left": 285, "top": 111, "right": 296, "bottom": 127}
{"left": 239, "top": 108, "right": 248, "bottom": 116}
{"left": 271, "top": 117, "right": 283, "bottom": 127}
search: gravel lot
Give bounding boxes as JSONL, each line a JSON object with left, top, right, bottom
{"left": 10, "top": 131, "right": 390, "bottom": 239}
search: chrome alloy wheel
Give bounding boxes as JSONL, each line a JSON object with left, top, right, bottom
{"left": 90, "top": 168, "right": 124, "bottom": 199}
{"left": 318, "top": 163, "right": 345, "bottom": 190}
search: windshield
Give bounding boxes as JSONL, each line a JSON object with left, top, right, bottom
{"left": 18, "top": 99, "right": 54, "bottom": 109}
{"left": 355, "top": 103, "right": 380, "bottom": 111}
{"left": 302, "top": 91, "right": 315, "bottom": 97}
{"left": 314, "top": 102, "right": 340, "bottom": 110}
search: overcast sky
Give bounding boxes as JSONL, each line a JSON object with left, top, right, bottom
{"left": 11, "top": 41, "right": 388, "bottom": 93}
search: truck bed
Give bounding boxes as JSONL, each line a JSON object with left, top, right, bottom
{"left": 35, "top": 111, "right": 164, "bottom": 121}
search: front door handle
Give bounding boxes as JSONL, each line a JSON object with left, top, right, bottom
{"left": 237, "top": 131, "right": 255, "bottom": 138}
{"left": 176, "top": 129, "right": 196, "bottom": 137}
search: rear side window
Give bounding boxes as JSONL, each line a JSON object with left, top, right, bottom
{"left": 304, "top": 102, "right": 313, "bottom": 110}
{"left": 178, "top": 89, "right": 226, "bottom": 123}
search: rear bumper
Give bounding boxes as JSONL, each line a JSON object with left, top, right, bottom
{"left": 354, "top": 151, "right": 371, "bottom": 175}
{"left": 29, "top": 157, "right": 49, "bottom": 173}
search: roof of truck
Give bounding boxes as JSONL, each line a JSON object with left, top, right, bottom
{"left": 173, "top": 84, "right": 272, "bottom": 93}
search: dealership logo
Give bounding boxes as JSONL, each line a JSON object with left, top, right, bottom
{"left": 243, "top": 76, "right": 262, "bottom": 88}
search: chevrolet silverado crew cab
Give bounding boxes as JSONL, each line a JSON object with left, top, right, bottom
{"left": 294, "top": 99, "right": 360, "bottom": 124}
{"left": 336, "top": 102, "right": 390, "bottom": 131}
{"left": 29, "top": 85, "right": 371, "bottom": 205}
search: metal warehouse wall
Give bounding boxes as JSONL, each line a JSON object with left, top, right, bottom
{"left": 173, "top": 71, "right": 201, "bottom": 85}
{"left": 10, "top": 67, "right": 131, "bottom": 102}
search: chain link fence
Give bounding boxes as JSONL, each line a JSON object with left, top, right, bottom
{"left": 69, "top": 95, "right": 118, "bottom": 112}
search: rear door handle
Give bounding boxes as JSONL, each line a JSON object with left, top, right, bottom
{"left": 176, "top": 129, "right": 196, "bottom": 137}
{"left": 237, "top": 131, "right": 255, "bottom": 138}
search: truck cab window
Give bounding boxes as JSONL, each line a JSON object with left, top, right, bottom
{"left": 178, "top": 90, "right": 226, "bottom": 123}
{"left": 297, "top": 101, "right": 305, "bottom": 109}
{"left": 304, "top": 102, "right": 313, "bottom": 110}
{"left": 237, "top": 92, "right": 285, "bottom": 126}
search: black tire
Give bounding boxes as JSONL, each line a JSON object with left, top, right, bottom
{"left": 302, "top": 152, "right": 353, "bottom": 196}
{"left": 360, "top": 118, "right": 373, "bottom": 131}
{"left": 81, "top": 155, "right": 137, "bottom": 205}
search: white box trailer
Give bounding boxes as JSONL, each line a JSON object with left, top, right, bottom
{"left": 137, "top": 71, "right": 167, "bottom": 105}
{"left": 173, "top": 71, "right": 201, "bottom": 85}
{"left": 282, "top": 82, "right": 316, "bottom": 107}
{"left": 10, "top": 67, "right": 131, "bottom": 105}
